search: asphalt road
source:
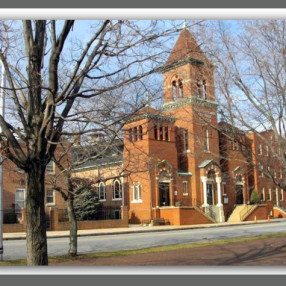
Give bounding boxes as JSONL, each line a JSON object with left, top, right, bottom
{"left": 2, "top": 221, "right": 286, "bottom": 261}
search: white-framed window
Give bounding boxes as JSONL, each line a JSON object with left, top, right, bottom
{"left": 280, "top": 188, "right": 284, "bottom": 201}
{"left": 265, "top": 146, "right": 269, "bottom": 156}
{"left": 15, "top": 188, "right": 25, "bottom": 216}
{"left": 112, "top": 178, "right": 122, "bottom": 200}
{"left": 132, "top": 183, "right": 142, "bottom": 202}
{"left": 183, "top": 181, "right": 188, "bottom": 196}
{"left": 267, "top": 188, "right": 272, "bottom": 201}
{"left": 183, "top": 129, "right": 189, "bottom": 151}
{"left": 204, "top": 129, "right": 209, "bottom": 152}
{"left": 259, "top": 164, "right": 264, "bottom": 178}
{"left": 46, "top": 189, "right": 55, "bottom": 205}
{"left": 46, "top": 160, "right": 55, "bottom": 174}
{"left": 280, "top": 168, "right": 283, "bottom": 179}
{"left": 258, "top": 144, "right": 263, "bottom": 155}
{"left": 261, "top": 188, "right": 265, "bottom": 201}
{"left": 98, "top": 182, "right": 106, "bottom": 201}
{"left": 202, "top": 80, "right": 207, "bottom": 99}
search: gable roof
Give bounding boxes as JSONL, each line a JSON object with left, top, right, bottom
{"left": 198, "top": 159, "right": 221, "bottom": 169}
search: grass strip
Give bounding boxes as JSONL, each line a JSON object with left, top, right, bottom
{"left": 1, "top": 231, "right": 286, "bottom": 266}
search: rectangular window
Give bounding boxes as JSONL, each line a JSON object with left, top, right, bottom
{"left": 154, "top": 125, "right": 158, "bottom": 140}
{"left": 261, "top": 188, "right": 265, "bottom": 201}
{"left": 46, "top": 160, "right": 55, "bottom": 173}
{"left": 165, "top": 126, "right": 169, "bottom": 141}
{"left": 46, "top": 190, "right": 54, "bottom": 205}
{"left": 183, "top": 181, "right": 188, "bottom": 196}
{"left": 128, "top": 128, "right": 133, "bottom": 142}
{"left": 258, "top": 144, "right": 262, "bottom": 155}
{"left": 204, "top": 129, "right": 209, "bottom": 152}
{"left": 267, "top": 188, "right": 272, "bottom": 201}
{"left": 15, "top": 188, "right": 25, "bottom": 216}
{"left": 159, "top": 126, "right": 164, "bottom": 140}
{"left": 183, "top": 129, "right": 189, "bottom": 151}
{"left": 280, "top": 188, "right": 283, "bottom": 201}
{"left": 133, "top": 127, "right": 138, "bottom": 142}
{"left": 265, "top": 146, "right": 269, "bottom": 156}
{"left": 132, "top": 184, "right": 142, "bottom": 202}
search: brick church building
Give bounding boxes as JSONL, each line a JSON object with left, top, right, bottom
{"left": 122, "top": 28, "right": 286, "bottom": 225}
{"left": 2, "top": 28, "right": 286, "bottom": 227}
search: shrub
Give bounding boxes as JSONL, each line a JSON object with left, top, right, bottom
{"left": 250, "top": 190, "right": 261, "bottom": 205}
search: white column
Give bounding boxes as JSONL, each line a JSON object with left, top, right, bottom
{"left": 201, "top": 176, "right": 208, "bottom": 207}
{"left": 216, "top": 176, "right": 225, "bottom": 223}
{"left": 216, "top": 177, "right": 222, "bottom": 206}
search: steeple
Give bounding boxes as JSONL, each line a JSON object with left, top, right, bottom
{"left": 162, "top": 29, "right": 215, "bottom": 104}
{"left": 165, "top": 29, "right": 210, "bottom": 67}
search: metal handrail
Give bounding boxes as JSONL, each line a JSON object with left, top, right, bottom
{"left": 239, "top": 204, "right": 256, "bottom": 221}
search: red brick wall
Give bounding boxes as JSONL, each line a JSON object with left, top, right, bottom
{"left": 244, "top": 205, "right": 268, "bottom": 221}
{"left": 159, "top": 207, "right": 213, "bottom": 225}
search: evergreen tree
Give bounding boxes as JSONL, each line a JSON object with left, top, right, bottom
{"left": 73, "top": 187, "right": 101, "bottom": 221}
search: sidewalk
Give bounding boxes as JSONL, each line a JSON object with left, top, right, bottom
{"left": 3, "top": 218, "right": 286, "bottom": 240}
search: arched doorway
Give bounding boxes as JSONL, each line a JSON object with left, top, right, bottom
{"left": 206, "top": 170, "right": 215, "bottom": 205}
{"left": 235, "top": 176, "right": 244, "bottom": 204}
{"left": 158, "top": 170, "right": 171, "bottom": 207}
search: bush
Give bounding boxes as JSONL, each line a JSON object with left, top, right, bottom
{"left": 250, "top": 190, "right": 261, "bottom": 205}
{"left": 73, "top": 188, "right": 101, "bottom": 221}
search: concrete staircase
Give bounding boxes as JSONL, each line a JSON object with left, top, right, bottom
{"left": 228, "top": 204, "right": 257, "bottom": 222}
{"left": 228, "top": 205, "right": 246, "bottom": 222}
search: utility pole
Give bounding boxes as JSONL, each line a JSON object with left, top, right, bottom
{"left": 0, "top": 60, "right": 5, "bottom": 260}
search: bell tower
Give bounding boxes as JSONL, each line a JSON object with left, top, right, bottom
{"left": 162, "top": 28, "right": 215, "bottom": 104}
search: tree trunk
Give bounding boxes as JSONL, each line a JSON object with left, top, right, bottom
{"left": 67, "top": 193, "right": 77, "bottom": 257}
{"left": 25, "top": 163, "right": 48, "bottom": 265}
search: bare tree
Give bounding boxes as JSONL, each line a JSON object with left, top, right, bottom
{"left": 201, "top": 20, "right": 286, "bottom": 190}
{"left": 0, "top": 20, "right": 198, "bottom": 265}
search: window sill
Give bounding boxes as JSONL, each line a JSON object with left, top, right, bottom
{"left": 112, "top": 198, "right": 122, "bottom": 201}
{"left": 183, "top": 193, "right": 188, "bottom": 196}
{"left": 99, "top": 199, "right": 106, "bottom": 202}
{"left": 46, "top": 203, "right": 55, "bottom": 207}
{"left": 131, "top": 200, "right": 143, "bottom": 203}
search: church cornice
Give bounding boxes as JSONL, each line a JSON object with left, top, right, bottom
{"left": 126, "top": 113, "right": 176, "bottom": 124}
{"left": 162, "top": 96, "right": 218, "bottom": 111}
{"left": 160, "top": 57, "right": 204, "bottom": 73}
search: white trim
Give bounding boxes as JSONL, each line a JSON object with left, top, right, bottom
{"left": 112, "top": 178, "right": 122, "bottom": 200}
{"left": 98, "top": 182, "right": 106, "bottom": 201}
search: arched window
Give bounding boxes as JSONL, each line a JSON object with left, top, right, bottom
{"left": 98, "top": 182, "right": 106, "bottom": 201}
{"left": 113, "top": 179, "right": 122, "bottom": 200}
{"left": 196, "top": 80, "right": 202, "bottom": 97}
{"left": 172, "top": 78, "right": 183, "bottom": 100}
{"left": 202, "top": 80, "right": 207, "bottom": 99}
{"left": 172, "top": 80, "right": 177, "bottom": 100}
{"left": 178, "top": 79, "right": 183, "bottom": 98}
{"left": 139, "top": 125, "right": 143, "bottom": 140}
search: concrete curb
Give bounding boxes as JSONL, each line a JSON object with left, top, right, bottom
{"left": 3, "top": 218, "right": 286, "bottom": 241}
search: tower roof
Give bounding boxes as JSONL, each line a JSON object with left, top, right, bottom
{"left": 165, "top": 29, "right": 210, "bottom": 67}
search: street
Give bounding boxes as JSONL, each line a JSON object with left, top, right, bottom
{"left": 2, "top": 221, "right": 286, "bottom": 261}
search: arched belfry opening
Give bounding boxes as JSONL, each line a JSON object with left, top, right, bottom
{"left": 171, "top": 76, "right": 183, "bottom": 101}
